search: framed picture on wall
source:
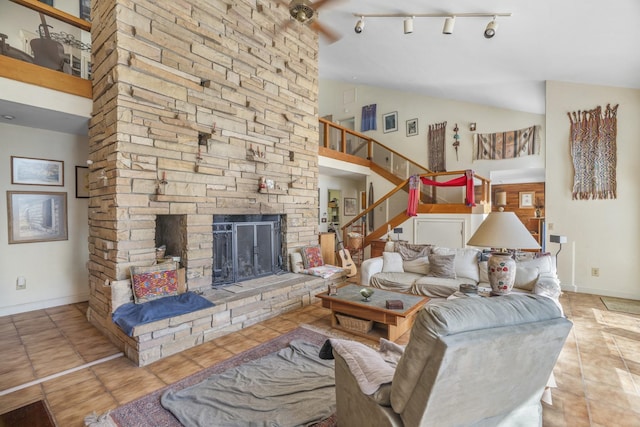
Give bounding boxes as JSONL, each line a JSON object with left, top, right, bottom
{"left": 11, "top": 156, "right": 64, "bottom": 186}
{"left": 519, "top": 191, "right": 535, "bottom": 208}
{"left": 406, "top": 118, "right": 418, "bottom": 136}
{"left": 7, "top": 191, "right": 68, "bottom": 244}
{"left": 79, "top": 0, "right": 91, "bottom": 21}
{"left": 382, "top": 111, "right": 398, "bottom": 133}
{"left": 344, "top": 198, "right": 357, "bottom": 216}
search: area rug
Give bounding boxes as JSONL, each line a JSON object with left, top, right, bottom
{"left": 0, "top": 400, "right": 55, "bottom": 427}
{"left": 601, "top": 296, "right": 640, "bottom": 315}
{"left": 97, "top": 326, "right": 337, "bottom": 427}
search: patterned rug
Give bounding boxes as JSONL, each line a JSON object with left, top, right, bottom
{"left": 601, "top": 296, "right": 640, "bottom": 315}
{"left": 100, "top": 326, "right": 336, "bottom": 427}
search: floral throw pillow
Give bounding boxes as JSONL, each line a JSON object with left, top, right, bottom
{"left": 300, "top": 245, "right": 324, "bottom": 268}
{"left": 130, "top": 262, "right": 179, "bottom": 304}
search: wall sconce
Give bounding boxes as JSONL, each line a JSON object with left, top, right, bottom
{"left": 469, "top": 122, "right": 477, "bottom": 131}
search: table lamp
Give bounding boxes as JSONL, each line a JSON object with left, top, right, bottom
{"left": 467, "top": 212, "right": 541, "bottom": 295}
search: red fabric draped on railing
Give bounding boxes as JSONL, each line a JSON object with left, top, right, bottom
{"left": 407, "top": 170, "right": 476, "bottom": 216}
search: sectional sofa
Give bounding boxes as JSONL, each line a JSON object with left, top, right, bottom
{"left": 360, "top": 242, "right": 561, "bottom": 301}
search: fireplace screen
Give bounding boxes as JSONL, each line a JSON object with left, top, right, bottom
{"left": 213, "top": 219, "right": 281, "bottom": 286}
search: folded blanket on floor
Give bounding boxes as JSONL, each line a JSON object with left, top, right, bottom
{"left": 112, "top": 292, "right": 214, "bottom": 336}
{"left": 161, "top": 340, "right": 335, "bottom": 427}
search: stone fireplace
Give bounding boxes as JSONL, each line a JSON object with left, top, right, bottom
{"left": 85, "top": 0, "right": 323, "bottom": 364}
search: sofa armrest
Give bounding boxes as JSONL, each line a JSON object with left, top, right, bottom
{"left": 361, "top": 257, "right": 384, "bottom": 286}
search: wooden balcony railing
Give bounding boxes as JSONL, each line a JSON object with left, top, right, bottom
{"left": 1, "top": 0, "right": 92, "bottom": 98}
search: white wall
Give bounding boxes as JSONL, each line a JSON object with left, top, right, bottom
{"left": 546, "top": 81, "right": 640, "bottom": 299}
{"left": 319, "top": 80, "right": 545, "bottom": 181}
{"left": 0, "top": 123, "right": 90, "bottom": 315}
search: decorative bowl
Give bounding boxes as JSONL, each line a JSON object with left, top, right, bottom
{"left": 360, "top": 288, "right": 375, "bottom": 301}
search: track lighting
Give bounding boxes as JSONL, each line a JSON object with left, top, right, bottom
{"left": 403, "top": 17, "right": 414, "bottom": 34}
{"left": 352, "top": 12, "right": 510, "bottom": 39}
{"left": 442, "top": 16, "right": 455, "bottom": 35}
{"left": 484, "top": 17, "right": 498, "bottom": 38}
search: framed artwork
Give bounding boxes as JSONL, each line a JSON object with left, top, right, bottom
{"left": 382, "top": 111, "right": 398, "bottom": 133}
{"left": 75, "top": 166, "right": 89, "bottom": 198}
{"left": 519, "top": 191, "right": 535, "bottom": 208}
{"left": 79, "top": 0, "right": 91, "bottom": 21}
{"left": 11, "top": 156, "right": 64, "bottom": 186}
{"left": 406, "top": 118, "right": 419, "bottom": 137}
{"left": 344, "top": 198, "right": 357, "bottom": 216}
{"left": 7, "top": 191, "right": 68, "bottom": 244}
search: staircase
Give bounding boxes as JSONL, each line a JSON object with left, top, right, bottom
{"left": 318, "top": 118, "right": 491, "bottom": 249}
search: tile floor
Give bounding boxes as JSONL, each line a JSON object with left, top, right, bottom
{"left": 1, "top": 291, "right": 639, "bottom": 426}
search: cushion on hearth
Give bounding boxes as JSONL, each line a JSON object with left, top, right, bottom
{"left": 112, "top": 291, "right": 215, "bottom": 336}
{"left": 130, "top": 262, "right": 179, "bottom": 304}
{"left": 300, "top": 245, "right": 324, "bottom": 268}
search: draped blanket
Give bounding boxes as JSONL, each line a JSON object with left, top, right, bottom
{"left": 407, "top": 171, "right": 476, "bottom": 216}
{"left": 473, "top": 125, "right": 540, "bottom": 160}
{"left": 161, "top": 340, "right": 335, "bottom": 427}
{"left": 568, "top": 104, "right": 618, "bottom": 200}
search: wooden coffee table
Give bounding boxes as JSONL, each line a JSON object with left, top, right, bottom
{"left": 316, "top": 284, "right": 429, "bottom": 341}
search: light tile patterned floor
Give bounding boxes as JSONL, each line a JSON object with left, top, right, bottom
{"left": 0, "top": 292, "right": 639, "bottom": 426}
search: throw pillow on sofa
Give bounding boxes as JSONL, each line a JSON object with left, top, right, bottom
{"left": 427, "top": 253, "right": 456, "bottom": 278}
{"left": 382, "top": 252, "right": 404, "bottom": 273}
{"left": 514, "top": 266, "right": 540, "bottom": 291}
{"left": 403, "top": 256, "right": 430, "bottom": 275}
{"left": 432, "top": 247, "right": 480, "bottom": 282}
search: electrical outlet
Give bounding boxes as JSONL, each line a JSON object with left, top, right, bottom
{"left": 591, "top": 268, "right": 600, "bottom": 277}
{"left": 16, "top": 276, "right": 26, "bottom": 290}
{"left": 547, "top": 222, "right": 554, "bottom": 231}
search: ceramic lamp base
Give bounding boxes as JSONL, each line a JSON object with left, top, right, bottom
{"left": 488, "top": 252, "right": 516, "bottom": 295}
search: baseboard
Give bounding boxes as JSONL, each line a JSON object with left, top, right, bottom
{"left": 0, "top": 294, "right": 89, "bottom": 317}
{"left": 567, "top": 286, "right": 640, "bottom": 300}
{"left": 560, "top": 283, "right": 577, "bottom": 293}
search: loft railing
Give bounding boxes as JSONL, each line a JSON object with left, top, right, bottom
{"left": 318, "top": 119, "right": 491, "bottom": 246}
{"left": 1, "top": 0, "right": 92, "bottom": 98}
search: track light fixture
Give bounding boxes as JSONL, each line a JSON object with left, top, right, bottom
{"left": 352, "top": 12, "right": 510, "bottom": 39}
{"left": 484, "top": 16, "right": 498, "bottom": 38}
{"left": 442, "top": 16, "right": 455, "bottom": 35}
{"left": 403, "top": 17, "right": 414, "bottom": 34}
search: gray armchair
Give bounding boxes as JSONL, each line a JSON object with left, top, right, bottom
{"left": 333, "top": 294, "right": 572, "bottom": 427}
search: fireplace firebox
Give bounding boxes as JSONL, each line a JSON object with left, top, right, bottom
{"left": 212, "top": 214, "right": 284, "bottom": 286}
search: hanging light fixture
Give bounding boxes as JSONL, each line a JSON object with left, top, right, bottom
{"left": 484, "top": 16, "right": 498, "bottom": 38}
{"left": 442, "top": 16, "right": 455, "bottom": 35}
{"left": 403, "top": 17, "right": 414, "bottom": 34}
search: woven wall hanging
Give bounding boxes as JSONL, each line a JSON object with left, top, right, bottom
{"left": 428, "top": 121, "right": 447, "bottom": 172}
{"left": 568, "top": 104, "right": 618, "bottom": 200}
{"left": 473, "top": 125, "right": 540, "bottom": 160}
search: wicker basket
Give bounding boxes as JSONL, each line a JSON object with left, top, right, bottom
{"left": 349, "top": 236, "right": 363, "bottom": 250}
{"left": 335, "top": 313, "right": 373, "bottom": 333}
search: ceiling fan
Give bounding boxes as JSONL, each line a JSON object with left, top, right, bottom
{"left": 277, "top": 0, "right": 341, "bottom": 43}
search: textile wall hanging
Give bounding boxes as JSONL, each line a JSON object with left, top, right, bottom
{"left": 361, "top": 104, "right": 377, "bottom": 132}
{"left": 473, "top": 125, "right": 540, "bottom": 160}
{"left": 568, "top": 104, "right": 618, "bottom": 200}
{"left": 428, "top": 121, "right": 447, "bottom": 172}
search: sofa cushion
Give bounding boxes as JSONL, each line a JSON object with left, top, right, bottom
{"left": 427, "top": 253, "right": 456, "bottom": 279}
{"left": 432, "top": 247, "right": 481, "bottom": 282}
{"left": 382, "top": 252, "right": 404, "bottom": 273}
{"left": 517, "top": 254, "right": 554, "bottom": 275}
{"left": 411, "top": 276, "right": 471, "bottom": 298}
{"left": 514, "top": 266, "right": 540, "bottom": 291}
{"left": 370, "top": 272, "right": 424, "bottom": 293}
{"left": 403, "top": 256, "right": 430, "bottom": 275}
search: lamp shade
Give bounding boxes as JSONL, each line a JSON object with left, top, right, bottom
{"left": 467, "top": 212, "right": 540, "bottom": 250}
